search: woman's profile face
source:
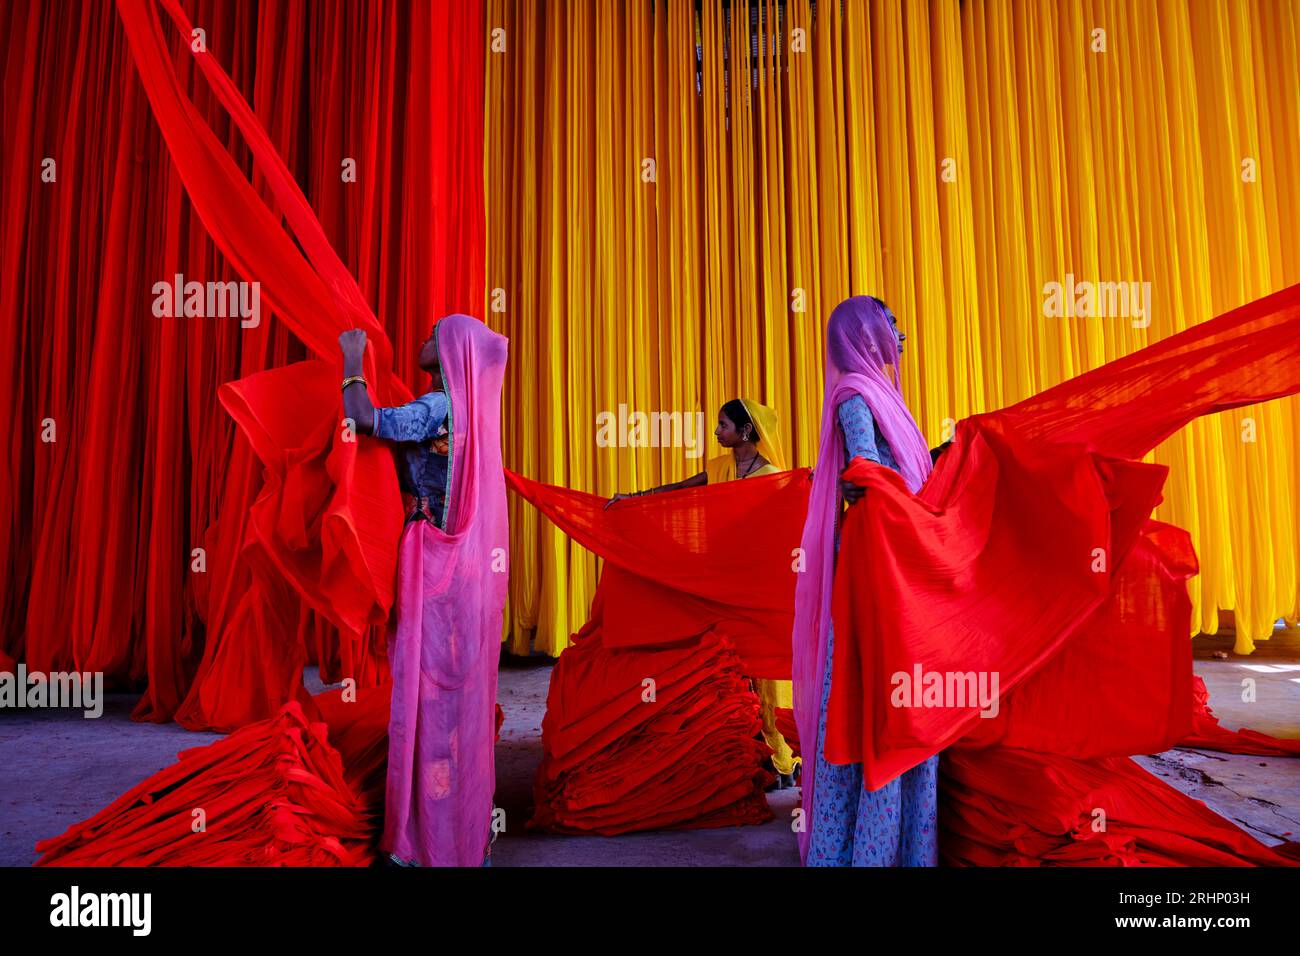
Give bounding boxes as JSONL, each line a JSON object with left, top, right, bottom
{"left": 714, "top": 410, "right": 747, "bottom": 447}
{"left": 417, "top": 330, "right": 444, "bottom": 391}
{"left": 889, "top": 312, "right": 907, "bottom": 354}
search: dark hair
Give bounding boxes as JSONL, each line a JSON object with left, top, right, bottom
{"left": 719, "top": 398, "right": 760, "bottom": 444}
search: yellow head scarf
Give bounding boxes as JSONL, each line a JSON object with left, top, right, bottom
{"left": 705, "top": 398, "right": 787, "bottom": 483}
{"left": 738, "top": 398, "right": 787, "bottom": 471}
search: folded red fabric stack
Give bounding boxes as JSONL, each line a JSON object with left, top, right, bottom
{"left": 36, "top": 702, "right": 374, "bottom": 867}
{"left": 940, "top": 747, "right": 1298, "bottom": 866}
{"left": 310, "top": 686, "right": 392, "bottom": 822}
{"left": 530, "top": 594, "right": 774, "bottom": 836}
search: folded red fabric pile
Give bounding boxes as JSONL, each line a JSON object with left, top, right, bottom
{"left": 941, "top": 747, "right": 1297, "bottom": 866}
{"left": 33, "top": 678, "right": 502, "bottom": 867}
{"left": 530, "top": 591, "right": 774, "bottom": 835}
{"left": 35, "top": 702, "right": 374, "bottom": 867}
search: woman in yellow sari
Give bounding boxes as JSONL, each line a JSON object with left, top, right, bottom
{"left": 607, "top": 398, "right": 800, "bottom": 787}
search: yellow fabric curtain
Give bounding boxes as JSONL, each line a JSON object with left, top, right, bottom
{"left": 485, "top": 0, "right": 1300, "bottom": 657}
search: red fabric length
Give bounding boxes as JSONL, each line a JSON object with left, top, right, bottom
{"left": 506, "top": 469, "right": 800, "bottom": 834}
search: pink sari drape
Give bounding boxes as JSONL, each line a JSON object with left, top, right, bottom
{"left": 382, "top": 315, "right": 509, "bottom": 867}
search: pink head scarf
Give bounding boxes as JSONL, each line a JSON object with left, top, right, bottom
{"left": 436, "top": 313, "right": 510, "bottom": 537}
{"left": 791, "top": 295, "right": 932, "bottom": 862}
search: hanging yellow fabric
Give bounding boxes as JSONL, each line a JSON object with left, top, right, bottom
{"left": 485, "top": 0, "right": 1300, "bottom": 657}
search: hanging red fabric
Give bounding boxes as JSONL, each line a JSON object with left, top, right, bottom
{"left": 102, "top": 0, "right": 487, "bottom": 731}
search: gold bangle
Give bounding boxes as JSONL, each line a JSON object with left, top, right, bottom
{"left": 341, "top": 375, "right": 367, "bottom": 391}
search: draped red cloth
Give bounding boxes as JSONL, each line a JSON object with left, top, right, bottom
{"left": 113, "top": 0, "right": 490, "bottom": 732}
{"left": 36, "top": 700, "right": 376, "bottom": 867}
{"left": 826, "top": 282, "right": 1300, "bottom": 865}
{"left": 827, "top": 281, "right": 1300, "bottom": 784}
{"left": 940, "top": 749, "right": 1297, "bottom": 867}
{"left": 504, "top": 468, "right": 812, "bottom": 680}
{"left": 1, "top": 0, "right": 483, "bottom": 730}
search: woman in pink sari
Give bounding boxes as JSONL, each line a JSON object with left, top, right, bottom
{"left": 339, "top": 313, "right": 509, "bottom": 867}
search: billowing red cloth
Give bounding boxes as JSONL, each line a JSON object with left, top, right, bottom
{"left": 504, "top": 468, "right": 812, "bottom": 680}
{"left": 828, "top": 422, "right": 1176, "bottom": 782}
{"left": 827, "top": 281, "right": 1300, "bottom": 787}
{"left": 530, "top": 590, "right": 774, "bottom": 835}
{"left": 959, "top": 519, "right": 1198, "bottom": 757}
{"left": 115, "top": 0, "right": 401, "bottom": 684}
{"left": 824, "top": 283, "right": 1300, "bottom": 866}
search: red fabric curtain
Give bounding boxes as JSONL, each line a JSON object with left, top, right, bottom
{"left": 0, "top": 0, "right": 485, "bottom": 730}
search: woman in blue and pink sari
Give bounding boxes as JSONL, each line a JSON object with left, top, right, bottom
{"left": 792, "top": 296, "right": 939, "bottom": 866}
{"left": 340, "top": 313, "right": 509, "bottom": 867}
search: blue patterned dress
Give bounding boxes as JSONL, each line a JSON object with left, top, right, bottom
{"left": 806, "top": 394, "right": 939, "bottom": 867}
{"left": 373, "top": 391, "right": 451, "bottom": 527}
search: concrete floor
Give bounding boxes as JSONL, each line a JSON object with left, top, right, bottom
{"left": 2, "top": 628, "right": 1297, "bottom": 866}
{"left": 1133, "top": 630, "right": 1300, "bottom": 848}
